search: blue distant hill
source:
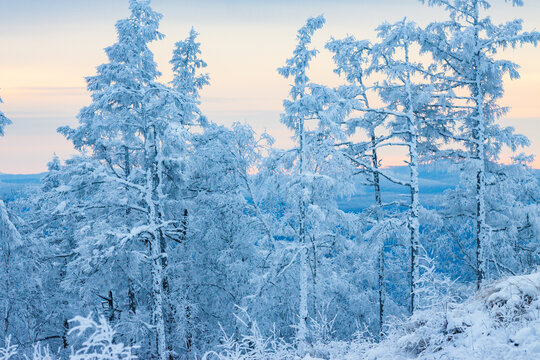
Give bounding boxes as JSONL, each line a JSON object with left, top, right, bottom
{"left": 338, "top": 165, "right": 540, "bottom": 212}
{"left": 1, "top": 167, "right": 538, "bottom": 211}
{"left": 0, "top": 173, "right": 45, "bottom": 200}
{"left": 337, "top": 165, "right": 461, "bottom": 212}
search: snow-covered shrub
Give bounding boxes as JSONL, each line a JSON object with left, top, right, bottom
{"left": 359, "top": 270, "right": 540, "bottom": 359}
{"left": 308, "top": 304, "right": 338, "bottom": 345}
{"left": 68, "top": 315, "right": 138, "bottom": 360}
{"left": 481, "top": 272, "right": 540, "bottom": 323}
{"left": 0, "top": 337, "right": 18, "bottom": 360}
{"left": 1, "top": 315, "right": 137, "bottom": 360}
{"left": 202, "top": 322, "right": 295, "bottom": 360}
{"left": 29, "top": 343, "right": 56, "bottom": 360}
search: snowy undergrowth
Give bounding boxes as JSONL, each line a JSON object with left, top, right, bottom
{"left": 3, "top": 272, "right": 540, "bottom": 359}
{"left": 203, "top": 271, "right": 540, "bottom": 360}
{"left": 0, "top": 315, "right": 137, "bottom": 360}
{"left": 362, "top": 271, "right": 540, "bottom": 360}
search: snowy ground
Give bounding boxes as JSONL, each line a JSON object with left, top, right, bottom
{"left": 346, "top": 271, "right": 540, "bottom": 360}
{"left": 204, "top": 271, "right": 540, "bottom": 360}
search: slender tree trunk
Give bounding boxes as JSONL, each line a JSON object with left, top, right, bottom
{"left": 370, "top": 131, "right": 385, "bottom": 336}
{"left": 310, "top": 235, "right": 317, "bottom": 323}
{"left": 472, "top": 3, "right": 486, "bottom": 290}
{"left": 149, "top": 232, "right": 168, "bottom": 360}
{"left": 128, "top": 281, "right": 136, "bottom": 314}
{"left": 62, "top": 319, "right": 69, "bottom": 349}
{"left": 297, "top": 190, "right": 309, "bottom": 347}
{"left": 404, "top": 45, "right": 420, "bottom": 315}
{"left": 185, "top": 301, "right": 193, "bottom": 354}
{"left": 2, "top": 245, "right": 10, "bottom": 338}
{"left": 159, "top": 231, "right": 176, "bottom": 360}
{"left": 179, "top": 209, "right": 192, "bottom": 354}
{"left": 298, "top": 225, "right": 309, "bottom": 347}
{"left": 408, "top": 141, "right": 420, "bottom": 315}
{"left": 124, "top": 146, "right": 137, "bottom": 317}
{"left": 361, "top": 75, "right": 386, "bottom": 334}
{"left": 475, "top": 167, "right": 486, "bottom": 289}
{"left": 154, "top": 135, "right": 178, "bottom": 360}
{"left": 297, "top": 108, "right": 309, "bottom": 348}
{"left": 377, "top": 244, "right": 385, "bottom": 335}
{"left": 144, "top": 125, "right": 168, "bottom": 360}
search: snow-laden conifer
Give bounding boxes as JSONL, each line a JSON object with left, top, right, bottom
{"left": 419, "top": 0, "right": 540, "bottom": 288}
{"left": 56, "top": 1, "right": 209, "bottom": 358}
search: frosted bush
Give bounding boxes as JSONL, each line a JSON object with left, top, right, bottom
{"left": 68, "top": 315, "right": 138, "bottom": 360}
{"left": 28, "top": 343, "right": 56, "bottom": 360}
{"left": 0, "top": 337, "right": 18, "bottom": 360}
{"left": 202, "top": 323, "right": 295, "bottom": 360}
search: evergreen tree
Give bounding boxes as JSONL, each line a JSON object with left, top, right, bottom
{"left": 326, "top": 35, "right": 390, "bottom": 334}
{"left": 277, "top": 15, "right": 326, "bottom": 346}
{"left": 56, "top": 1, "right": 194, "bottom": 358}
{"left": 419, "top": 0, "right": 540, "bottom": 288}
{"left": 276, "top": 15, "right": 357, "bottom": 346}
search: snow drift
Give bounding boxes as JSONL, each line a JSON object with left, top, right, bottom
{"left": 202, "top": 270, "right": 540, "bottom": 360}
{"left": 360, "top": 271, "right": 540, "bottom": 360}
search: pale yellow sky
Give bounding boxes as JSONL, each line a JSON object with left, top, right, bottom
{"left": 0, "top": 0, "right": 539, "bottom": 173}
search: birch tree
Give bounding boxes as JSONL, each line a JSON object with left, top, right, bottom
{"left": 277, "top": 16, "right": 326, "bottom": 346}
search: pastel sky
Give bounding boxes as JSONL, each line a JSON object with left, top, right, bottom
{"left": 0, "top": 0, "right": 539, "bottom": 174}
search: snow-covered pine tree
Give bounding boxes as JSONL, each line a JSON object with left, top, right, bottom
{"left": 277, "top": 15, "right": 326, "bottom": 347}
{"left": 275, "top": 15, "right": 358, "bottom": 346}
{"left": 347, "top": 19, "right": 448, "bottom": 315}
{"left": 326, "top": 36, "right": 392, "bottom": 334}
{"left": 56, "top": 1, "right": 207, "bottom": 358}
{"left": 419, "top": 0, "right": 540, "bottom": 289}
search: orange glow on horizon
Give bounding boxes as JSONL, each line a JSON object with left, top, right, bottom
{"left": 1, "top": 0, "right": 539, "bottom": 173}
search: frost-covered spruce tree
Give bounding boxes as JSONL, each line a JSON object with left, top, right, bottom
{"left": 0, "top": 96, "right": 11, "bottom": 136}
{"left": 56, "top": 1, "right": 204, "bottom": 358}
{"left": 276, "top": 15, "right": 356, "bottom": 346}
{"left": 277, "top": 16, "right": 326, "bottom": 347}
{"left": 171, "top": 28, "right": 209, "bottom": 103}
{"left": 326, "top": 36, "right": 392, "bottom": 334}
{"left": 161, "top": 27, "right": 209, "bottom": 357}
{"left": 357, "top": 19, "right": 448, "bottom": 315}
{"left": 419, "top": 0, "right": 540, "bottom": 289}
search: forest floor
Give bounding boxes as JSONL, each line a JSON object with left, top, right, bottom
{"left": 308, "top": 271, "right": 540, "bottom": 360}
